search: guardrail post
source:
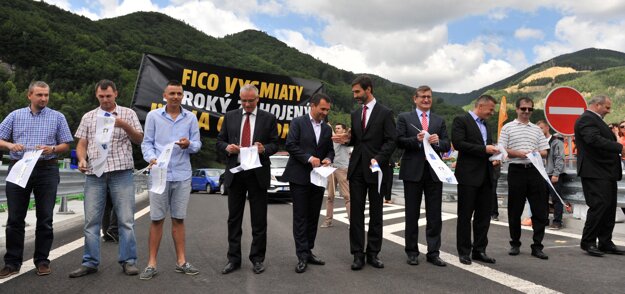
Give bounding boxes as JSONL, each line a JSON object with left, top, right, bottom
{"left": 57, "top": 195, "right": 75, "bottom": 215}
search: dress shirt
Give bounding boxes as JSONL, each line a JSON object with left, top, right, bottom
{"left": 362, "top": 98, "right": 377, "bottom": 128}
{"left": 142, "top": 106, "right": 202, "bottom": 181}
{"left": 469, "top": 111, "right": 487, "bottom": 145}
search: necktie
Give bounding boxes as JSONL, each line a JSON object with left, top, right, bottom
{"left": 421, "top": 112, "right": 428, "bottom": 132}
{"left": 241, "top": 112, "right": 251, "bottom": 147}
{"left": 361, "top": 105, "right": 368, "bottom": 130}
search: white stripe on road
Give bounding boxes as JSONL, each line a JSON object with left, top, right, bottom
{"left": 322, "top": 202, "right": 561, "bottom": 294}
{"left": 548, "top": 106, "right": 585, "bottom": 115}
{"left": 0, "top": 205, "right": 151, "bottom": 284}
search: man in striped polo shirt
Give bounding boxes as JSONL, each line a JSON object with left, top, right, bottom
{"left": 498, "top": 97, "right": 550, "bottom": 260}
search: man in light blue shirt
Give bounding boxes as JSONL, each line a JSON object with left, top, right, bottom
{"left": 139, "top": 80, "right": 201, "bottom": 280}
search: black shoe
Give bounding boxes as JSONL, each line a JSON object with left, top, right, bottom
{"left": 426, "top": 256, "right": 447, "bottom": 267}
{"left": 599, "top": 244, "right": 625, "bottom": 255}
{"left": 252, "top": 261, "right": 265, "bottom": 274}
{"left": 295, "top": 260, "right": 307, "bottom": 273}
{"left": 531, "top": 249, "right": 548, "bottom": 260}
{"left": 581, "top": 244, "right": 604, "bottom": 257}
{"left": 366, "top": 255, "right": 384, "bottom": 268}
{"left": 351, "top": 255, "right": 365, "bottom": 271}
{"left": 459, "top": 256, "right": 472, "bottom": 265}
{"left": 0, "top": 265, "right": 20, "bottom": 279}
{"left": 472, "top": 252, "right": 496, "bottom": 264}
{"left": 102, "top": 235, "right": 115, "bottom": 242}
{"left": 491, "top": 215, "right": 499, "bottom": 221}
{"left": 36, "top": 262, "right": 51, "bottom": 276}
{"left": 68, "top": 266, "right": 98, "bottom": 278}
{"left": 307, "top": 254, "right": 325, "bottom": 265}
{"left": 106, "top": 231, "right": 119, "bottom": 243}
{"left": 221, "top": 262, "right": 241, "bottom": 274}
{"left": 509, "top": 246, "right": 520, "bottom": 256}
{"left": 407, "top": 255, "right": 419, "bottom": 266}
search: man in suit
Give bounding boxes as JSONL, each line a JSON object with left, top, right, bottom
{"left": 216, "top": 84, "right": 279, "bottom": 274}
{"left": 451, "top": 95, "right": 499, "bottom": 265}
{"left": 333, "top": 75, "right": 396, "bottom": 270}
{"left": 396, "top": 85, "right": 449, "bottom": 267}
{"left": 282, "top": 93, "right": 334, "bottom": 273}
{"left": 574, "top": 95, "right": 625, "bottom": 257}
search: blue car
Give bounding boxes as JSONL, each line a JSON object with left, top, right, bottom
{"left": 191, "top": 168, "right": 224, "bottom": 193}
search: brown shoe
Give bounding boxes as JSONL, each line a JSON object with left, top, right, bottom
{"left": 0, "top": 265, "right": 20, "bottom": 279}
{"left": 36, "top": 263, "right": 51, "bottom": 276}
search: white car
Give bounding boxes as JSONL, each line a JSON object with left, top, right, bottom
{"left": 268, "top": 154, "right": 291, "bottom": 199}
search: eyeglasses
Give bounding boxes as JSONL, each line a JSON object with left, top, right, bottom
{"left": 620, "top": 125, "right": 625, "bottom": 129}
{"left": 519, "top": 107, "right": 534, "bottom": 112}
{"left": 416, "top": 95, "right": 432, "bottom": 100}
{"left": 241, "top": 99, "right": 257, "bottom": 104}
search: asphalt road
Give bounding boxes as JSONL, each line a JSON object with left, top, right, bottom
{"left": 1, "top": 192, "right": 624, "bottom": 294}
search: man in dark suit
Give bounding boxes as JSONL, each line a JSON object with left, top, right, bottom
{"left": 282, "top": 93, "right": 334, "bottom": 273}
{"left": 451, "top": 95, "right": 499, "bottom": 265}
{"left": 333, "top": 75, "right": 396, "bottom": 270}
{"left": 397, "top": 85, "right": 449, "bottom": 267}
{"left": 216, "top": 84, "right": 279, "bottom": 274}
{"left": 574, "top": 95, "right": 625, "bottom": 257}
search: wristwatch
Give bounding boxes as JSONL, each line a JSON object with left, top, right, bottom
{"left": 52, "top": 146, "right": 56, "bottom": 153}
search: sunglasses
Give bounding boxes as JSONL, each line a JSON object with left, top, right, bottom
{"left": 519, "top": 107, "right": 534, "bottom": 112}
{"left": 620, "top": 125, "right": 625, "bottom": 129}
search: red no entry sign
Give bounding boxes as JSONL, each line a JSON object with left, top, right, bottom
{"left": 544, "top": 87, "right": 586, "bottom": 136}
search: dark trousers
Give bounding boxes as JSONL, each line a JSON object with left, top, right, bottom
{"left": 349, "top": 162, "right": 384, "bottom": 256}
{"left": 290, "top": 182, "right": 325, "bottom": 260}
{"left": 4, "top": 164, "right": 60, "bottom": 267}
{"left": 491, "top": 165, "right": 501, "bottom": 217}
{"left": 404, "top": 166, "right": 442, "bottom": 257}
{"left": 456, "top": 177, "right": 492, "bottom": 257}
{"left": 507, "top": 164, "right": 549, "bottom": 250}
{"left": 227, "top": 170, "right": 267, "bottom": 263}
{"left": 101, "top": 189, "right": 118, "bottom": 236}
{"left": 382, "top": 163, "right": 394, "bottom": 201}
{"left": 581, "top": 178, "right": 617, "bottom": 247}
{"left": 547, "top": 174, "right": 565, "bottom": 224}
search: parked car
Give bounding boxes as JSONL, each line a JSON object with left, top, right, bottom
{"left": 191, "top": 168, "right": 224, "bottom": 193}
{"left": 268, "top": 154, "right": 291, "bottom": 200}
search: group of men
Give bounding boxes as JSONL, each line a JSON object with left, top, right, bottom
{"left": 0, "top": 74, "right": 623, "bottom": 281}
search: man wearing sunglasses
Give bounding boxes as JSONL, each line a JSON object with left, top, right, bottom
{"left": 499, "top": 97, "right": 550, "bottom": 260}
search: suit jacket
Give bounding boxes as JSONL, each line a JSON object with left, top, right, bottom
{"left": 574, "top": 110, "right": 622, "bottom": 181}
{"left": 397, "top": 110, "right": 450, "bottom": 182}
{"left": 282, "top": 115, "right": 334, "bottom": 185}
{"left": 451, "top": 112, "right": 493, "bottom": 187}
{"left": 348, "top": 101, "right": 397, "bottom": 184}
{"left": 216, "top": 108, "right": 279, "bottom": 189}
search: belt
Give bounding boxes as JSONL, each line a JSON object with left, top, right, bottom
{"left": 509, "top": 163, "right": 533, "bottom": 169}
{"left": 11, "top": 158, "right": 58, "bottom": 167}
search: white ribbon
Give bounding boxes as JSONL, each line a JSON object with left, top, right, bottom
{"left": 92, "top": 111, "right": 116, "bottom": 177}
{"left": 149, "top": 142, "right": 176, "bottom": 194}
{"left": 310, "top": 166, "right": 337, "bottom": 187}
{"left": 526, "top": 151, "right": 566, "bottom": 206}
{"left": 6, "top": 150, "right": 44, "bottom": 188}
{"left": 229, "top": 146, "right": 262, "bottom": 174}
{"left": 370, "top": 162, "right": 383, "bottom": 193}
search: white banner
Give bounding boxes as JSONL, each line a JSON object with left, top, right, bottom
{"left": 6, "top": 149, "right": 44, "bottom": 188}
{"left": 149, "top": 142, "right": 176, "bottom": 194}
{"left": 92, "top": 111, "right": 116, "bottom": 177}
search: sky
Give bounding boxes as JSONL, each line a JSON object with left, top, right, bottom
{"left": 41, "top": 0, "right": 625, "bottom": 93}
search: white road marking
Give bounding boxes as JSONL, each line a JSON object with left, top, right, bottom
{"left": 0, "top": 205, "right": 151, "bottom": 284}
{"left": 322, "top": 203, "right": 562, "bottom": 294}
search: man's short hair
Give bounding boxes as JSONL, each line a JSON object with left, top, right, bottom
{"left": 239, "top": 84, "right": 259, "bottom": 97}
{"left": 536, "top": 120, "right": 548, "bottom": 127}
{"left": 95, "top": 79, "right": 117, "bottom": 92}
{"left": 588, "top": 95, "right": 609, "bottom": 106}
{"left": 415, "top": 85, "right": 431, "bottom": 95}
{"left": 28, "top": 81, "right": 49, "bottom": 94}
{"left": 310, "top": 93, "right": 332, "bottom": 105}
{"left": 515, "top": 97, "right": 534, "bottom": 108}
{"left": 167, "top": 80, "right": 182, "bottom": 87}
{"left": 352, "top": 75, "right": 374, "bottom": 94}
{"left": 474, "top": 94, "right": 496, "bottom": 107}
{"left": 335, "top": 123, "right": 347, "bottom": 129}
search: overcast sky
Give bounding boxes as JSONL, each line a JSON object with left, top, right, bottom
{"left": 43, "top": 0, "right": 625, "bottom": 93}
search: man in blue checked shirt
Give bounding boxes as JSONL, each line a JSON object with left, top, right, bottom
{"left": 0, "top": 81, "right": 73, "bottom": 278}
{"left": 139, "top": 80, "right": 201, "bottom": 280}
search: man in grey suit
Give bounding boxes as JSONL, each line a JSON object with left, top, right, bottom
{"left": 216, "top": 84, "right": 279, "bottom": 274}
{"left": 396, "top": 85, "right": 449, "bottom": 267}
{"left": 574, "top": 95, "right": 625, "bottom": 257}
{"left": 282, "top": 93, "right": 334, "bottom": 273}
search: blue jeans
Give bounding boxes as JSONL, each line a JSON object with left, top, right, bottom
{"left": 4, "top": 164, "right": 59, "bottom": 267}
{"left": 82, "top": 169, "right": 137, "bottom": 268}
